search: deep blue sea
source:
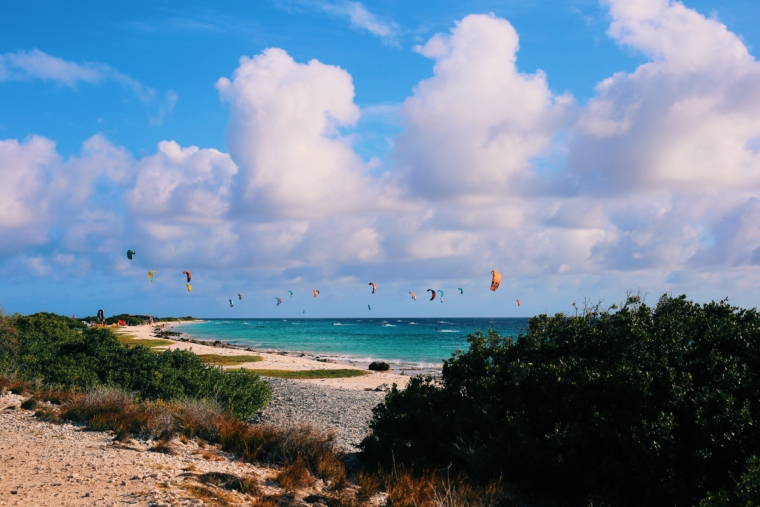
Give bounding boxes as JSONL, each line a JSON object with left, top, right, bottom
{"left": 177, "top": 318, "right": 528, "bottom": 369}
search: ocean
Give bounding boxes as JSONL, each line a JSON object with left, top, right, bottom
{"left": 176, "top": 317, "right": 529, "bottom": 370}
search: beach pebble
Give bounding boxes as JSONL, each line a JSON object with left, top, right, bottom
{"left": 252, "top": 378, "right": 385, "bottom": 451}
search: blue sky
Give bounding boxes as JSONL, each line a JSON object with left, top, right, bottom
{"left": 2, "top": 0, "right": 760, "bottom": 318}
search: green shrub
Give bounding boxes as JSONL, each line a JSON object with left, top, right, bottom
{"left": 0, "top": 312, "right": 269, "bottom": 419}
{"left": 360, "top": 294, "right": 760, "bottom": 506}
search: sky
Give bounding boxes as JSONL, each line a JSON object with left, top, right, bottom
{"left": 2, "top": 0, "right": 760, "bottom": 318}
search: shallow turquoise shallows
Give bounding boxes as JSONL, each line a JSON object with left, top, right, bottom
{"left": 177, "top": 318, "right": 529, "bottom": 369}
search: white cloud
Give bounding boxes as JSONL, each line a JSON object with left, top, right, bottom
{"left": 0, "top": 136, "right": 59, "bottom": 230}
{"left": 573, "top": 0, "right": 760, "bottom": 193}
{"left": 318, "top": 1, "right": 398, "bottom": 45}
{"left": 0, "top": 49, "right": 179, "bottom": 124}
{"left": 6, "top": 3, "right": 760, "bottom": 310}
{"left": 217, "top": 48, "right": 393, "bottom": 219}
{"left": 129, "top": 140, "right": 237, "bottom": 223}
{"left": 397, "top": 14, "right": 573, "bottom": 202}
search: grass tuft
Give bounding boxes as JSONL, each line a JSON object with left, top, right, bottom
{"left": 276, "top": 459, "right": 314, "bottom": 491}
{"left": 116, "top": 335, "right": 174, "bottom": 348}
{"left": 198, "top": 354, "right": 264, "bottom": 365}
{"left": 20, "top": 397, "right": 37, "bottom": 410}
{"left": 251, "top": 369, "right": 368, "bottom": 379}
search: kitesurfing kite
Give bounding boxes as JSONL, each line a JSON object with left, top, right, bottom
{"left": 148, "top": 270, "right": 157, "bottom": 283}
{"left": 427, "top": 289, "right": 436, "bottom": 301}
{"left": 186, "top": 284, "right": 192, "bottom": 292}
{"left": 409, "top": 292, "right": 417, "bottom": 301}
{"left": 369, "top": 283, "right": 376, "bottom": 294}
{"left": 97, "top": 309, "right": 104, "bottom": 322}
{"left": 127, "top": 250, "right": 135, "bottom": 260}
{"left": 368, "top": 304, "right": 372, "bottom": 310}
{"left": 183, "top": 271, "right": 192, "bottom": 283}
{"left": 275, "top": 298, "right": 282, "bottom": 306}
{"left": 458, "top": 288, "right": 463, "bottom": 294}
{"left": 490, "top": 270, "right": 501, "bottom": 291}
{"left": 229, "top": 299, "right": 234, "bottom": 307}
{"left": 289, "top": 291, "right": 293, "bottom": 297}
{"left": 516, "top": 299, "right": 521, "bottom": 306}
{"left": 302, "top": 309, "right": 305, "bottom": 314}
{"left": 238, "top": 293, "right": 242, "bottom": 300}
{"left": 438, "top": 290, "right": 444, "bottom": 303}
{"left": 313, "top": 289, "right": 319, "bottom": 298}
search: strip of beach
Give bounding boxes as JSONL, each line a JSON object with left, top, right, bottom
{"left": 119, "top": 321, "right": 411, "bottom": 391}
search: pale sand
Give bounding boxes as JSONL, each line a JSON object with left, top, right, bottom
{"left": 113, "top": 323, "right": 410, "bottom": 391}
{"left": 1, "top": 392, "right": 382, "bottom": 507}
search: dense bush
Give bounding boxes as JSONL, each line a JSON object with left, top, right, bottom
{"left": 0, "top": 312, "right": 269, "bottom": 419}
{"left": 360, "top": 295, "right": 760, "bottom": 506}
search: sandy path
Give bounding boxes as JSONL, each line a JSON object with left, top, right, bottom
{"left": 114, "top": 324, "right": 410, "bottom": 391}
{"left": 0, "top": 393, "right": 280, "bottom": 507}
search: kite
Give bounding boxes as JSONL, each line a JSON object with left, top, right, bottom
{"left": 289, "top": 291, "right": 293, "bottom": 297}
{"left": 409, "top": 292, "right": 417, "bottom": 301}
{"left": 229, "top": 299, "right": 234, "bottom": 307}
{"left": 427, "top": 289, "right": 436, "bottom": 301}
{"left": 369, "top": 282, "right": 376, "bottom": 294}
{"left": 238, "top": 293, "right": 242, "bottom": 300}
{"left": 302, "top": 309, "right": 305, "bottom": 314}
{"left": 368, "top": 304, "right": 371, "bottom": 310}
{"left": 186, "top": 284, "right": 193, "bottom": 292}
{"left": 439, "top": 290, "right": 444, "bottom": 298}
{"left": 127, "top": 250, "right": 136, "bottom": 260}
{"left": 516, "top": 299, "right": 521, "bottom": 306}
{"left": 183, "top": 271, "right": 192, "bottom": 283}
{"left": 490, "top": 270, "right": 502, "bottom": 291}
{"left": 313, "top": 289, "right": 319, "bottom": 298}
{"left": 458, "top": 288, "right": 463, "bottom": 294}
{"left": 97, "top": 309, "right": 104, "bottom": 322}
{"left": 275, "top": 298, "right": 282, "bottom": 306}
{"left": 148, "top": 270, "right": 157, "bottom": 283}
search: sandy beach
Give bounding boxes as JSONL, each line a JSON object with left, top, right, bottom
{"left": 114, "top": 322, "right": 410, "bottom": 391}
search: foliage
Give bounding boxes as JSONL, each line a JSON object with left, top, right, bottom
{"left": 0, "top": 312, "right": 269, "bottom": 419}
{"left": 198, "top": 354, "right": 264, "bottom": 365}
{"left": 76, "top": 314, "right": 195, "bottom": 325}
{"left": 115, "top": 335, "right": 174, "bottom": 348}
{"left": 360, "top": 294, "right": 760, "bottom": 506}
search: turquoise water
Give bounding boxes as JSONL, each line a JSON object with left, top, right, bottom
{"left": 177, "top": 318, "right": 529, "bottom": 368}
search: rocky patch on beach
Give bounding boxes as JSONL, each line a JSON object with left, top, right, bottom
{"left": 252, "top": 378, "right": 386, "bottom": 452}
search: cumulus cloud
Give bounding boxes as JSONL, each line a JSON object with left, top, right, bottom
{"left": 397, "top": 14, "right": 573, "bottom": 202}
{"left": 5, "top": 2, "right": 760, "bottom": 310}
{"left": 129, "top": 141, "right": 237, "bottom": 224}
{"left": 217, "top": 48, "right": 394, "bottom": 219}
{"left": 573, "top": 0, "right": 760, "bottom": 193}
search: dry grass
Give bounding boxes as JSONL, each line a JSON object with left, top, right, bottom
{"left": 116, "top": 335, "right": 174, "bottom": 348}
{"left": 381, "top": 468, "right": 511, "bottom": 507}
{"left": 198, "top": 354, "right": 264, "bottom": 365}
{"left": 3, "top": 376, "right": 511, "bottom": 505}
{"left": 276, "top": 459, "right": 314, "bottom": 491}
{"left": 250, "top": 369, "right": 368, "bottom": 379}
{"left": 217, "top": 419, "right": 346, "bottom": 486}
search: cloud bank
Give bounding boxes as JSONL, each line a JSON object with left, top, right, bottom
{"left": 3, "top": 0, "right": 760, "bottom": 309}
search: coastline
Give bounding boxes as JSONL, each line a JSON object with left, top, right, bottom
{"left": 114, "top": 322, "right": 411, "bottom": 391}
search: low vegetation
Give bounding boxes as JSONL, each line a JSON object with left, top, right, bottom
{"left": 115, "top": 334, "right": 174, "bottom": 349}
{"left": 0, "top": 312, "right": 270, "bottom": 419}
{"left": 361, "top": 294, "right": 760, "bottom": 506}
{"left": 251, "top": 369, "right": 368, "bottom": 379}
{"left": 198, "top": 354, "right": 264, "bottom": 365}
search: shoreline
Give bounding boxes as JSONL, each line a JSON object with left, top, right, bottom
{"left": 171, "top": 320, "right": 445, "bottom": 374}
{"left": 114, "top": 322, "right": 411, "bottom": 391}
